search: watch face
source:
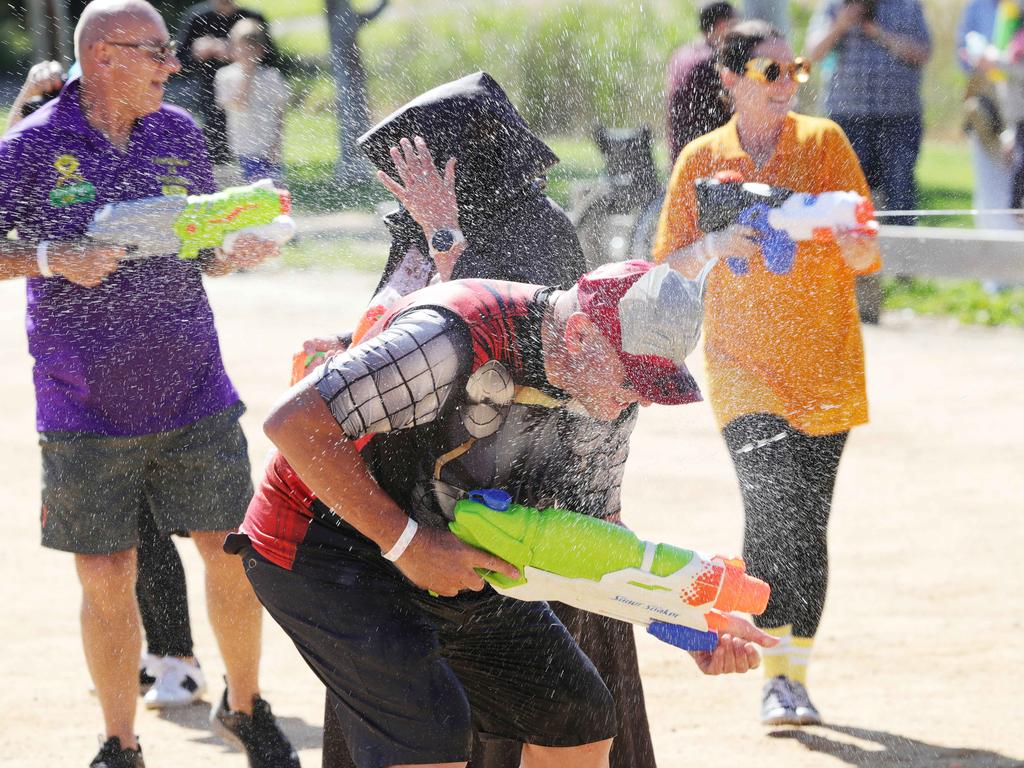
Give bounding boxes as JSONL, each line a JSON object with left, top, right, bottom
{"left": 431, "top": 229, "right": 456, "bottom": 252}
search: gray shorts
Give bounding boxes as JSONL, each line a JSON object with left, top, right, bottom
{"left": 40, "top": 403, "right": 254, "bottom": 555}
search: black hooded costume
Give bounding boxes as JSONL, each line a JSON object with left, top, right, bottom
{"left": 320, "top": 72, "right": 656, "bottom": 768}
{"left": 360, "top": 72, "right": 586, "bottom": 292}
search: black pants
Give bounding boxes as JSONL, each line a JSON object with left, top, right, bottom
{"left": 321, "top": 603, "right": 657, "bottom": 768}
{"left": 722, "top": 414, "right": 848, "bottom": 638}
{"left": 239, "top": 538, "right": 615, "bottom": 768}
{"left": 832, "top": 113, "right": 922, "bottom": 222}
{"left": 135, "top": 505, "right": 193, "bottom": 658}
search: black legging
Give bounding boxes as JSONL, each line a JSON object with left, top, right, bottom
{"left": 722, "top": 413, "right": 848, "bottom": 639}
{"left": 136, "top": 505, "right": 194, "bottom": 659}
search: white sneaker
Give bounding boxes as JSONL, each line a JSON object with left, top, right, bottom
{"left": 139, "top": 653, "right": 159, "bottom": 695}
{"left": 142, "top": 656, "right": 207, "bottom": 709}
{"left": 788, "top": 680, "right": 823, "bottom": 725}
{"left": 761, "top": 676, "right": 800, "bottom": 726}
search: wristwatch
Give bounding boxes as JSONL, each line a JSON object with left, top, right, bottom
{"left": 430, "top": 228, "right": 465, "bottom": 253}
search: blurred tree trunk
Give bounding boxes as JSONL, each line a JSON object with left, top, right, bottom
{"left": 744, "top": 0, "right": 790, "bottom": 35}
{"left": 325, "top": 0, "right": 388, "bottom": 186}
{"left": 27, "top": 0, "right": 73, "bottom": 64}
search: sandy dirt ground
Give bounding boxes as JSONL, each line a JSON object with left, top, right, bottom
{"left": 1, "top": 266, "right": 1022, "bottom": 768}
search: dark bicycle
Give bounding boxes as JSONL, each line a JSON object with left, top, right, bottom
{"left": 570, "top": 125, "right": 665, "bottom": 269}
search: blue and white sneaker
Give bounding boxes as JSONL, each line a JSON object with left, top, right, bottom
{"left": 788, "top": 679, "right": 823, "bottom": 725}
{"left": 761, "top": 675, "right": 800, "bottom": 726}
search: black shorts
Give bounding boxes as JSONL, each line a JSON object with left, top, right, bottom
{"left": 238, "top": 535, "right": 616, "bottom": 768}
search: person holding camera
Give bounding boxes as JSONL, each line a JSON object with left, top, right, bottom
{"left": 807, "top": 0, "right": 931, "bottom": 218}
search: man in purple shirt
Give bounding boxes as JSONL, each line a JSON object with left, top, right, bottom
{"left": 0, "top": 1, "right": 298, "bottom": 766}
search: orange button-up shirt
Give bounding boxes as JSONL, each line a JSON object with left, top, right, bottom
{"left": 652, "top": 112, "right": 880, "bottom": 436}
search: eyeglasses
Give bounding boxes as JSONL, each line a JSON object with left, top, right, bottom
{"left": 105, "top": 40, "right": 178, "bottom": 64}
{"left": 743, "top": 56, "right": 811, "bottom": 84}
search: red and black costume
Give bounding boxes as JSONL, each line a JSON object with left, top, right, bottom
{"left": 234, "top": 278, "right": 634, "bottom": 768}
{"left": 240, "top": 278, "right": 634, "bottom": 575}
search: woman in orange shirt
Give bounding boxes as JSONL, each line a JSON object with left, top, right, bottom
{"left": 652, "top": 19, "right": 881, "bottom": 728}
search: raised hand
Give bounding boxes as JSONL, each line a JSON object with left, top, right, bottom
{"left": 20, "top": 60, "right": 64, "bottom": 100}
{"left": 377, "top": 136, "right": 460, "bottom": 235}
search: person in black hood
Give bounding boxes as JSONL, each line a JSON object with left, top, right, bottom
{"left": 313, "top": 72, "right": 660, "bottom": 768}
{"left": 360, "top": 71, "right": 586, "bottom": 293}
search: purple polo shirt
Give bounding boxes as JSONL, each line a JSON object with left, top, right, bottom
{"left": 0, "top": 78, "right": 240, "bottom": 436}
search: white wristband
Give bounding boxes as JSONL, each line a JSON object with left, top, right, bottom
{"left": 36, "top": 240, "right": 54, "bottom": 278}
{"left": 381, "top": 517, "right": 418, "bottom": 562}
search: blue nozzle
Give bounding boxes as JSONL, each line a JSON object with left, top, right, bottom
{"left": 647, "top": 621, "right": 719, "bottom": 652}
{"left": 467, "top": 488, "right": 512, "bottom": 512}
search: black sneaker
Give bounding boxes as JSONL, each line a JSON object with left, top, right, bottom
{"left": 89, "top": 737, "right": 145, "bottom": 768}
{"left": 210, "top": 688, "right": 300, "bottom": 767}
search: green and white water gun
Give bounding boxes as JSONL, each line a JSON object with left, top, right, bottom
{"left": 87, "top": 178, "right": 295, "bottom": 260}
{"left": 450, "top": 489, "right": 770, "bottom": 652}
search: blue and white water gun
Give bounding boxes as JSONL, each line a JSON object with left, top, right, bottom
{"left": 695, "top": 172, "right": 878, "bottom": 275}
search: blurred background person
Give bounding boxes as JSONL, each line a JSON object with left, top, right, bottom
{"left": 665, "top": 1, "right": 737, "bottom": 166}
{"left": 215, "top": 17, "right": 289, "bottom": 185}
{"left": 807, "top": 0, "right": 931, "bottom": 219}
{"left": 177, "top": 0, "right": 279, "bottom": 183}
{"left": 957, "top": 0, "right": 1022, "bottom": 230}
{"left": 652, "top": 20, "right": 881, "bottom": 728}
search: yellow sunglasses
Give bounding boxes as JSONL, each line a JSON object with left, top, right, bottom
{"left": 743, "top": 56, "right": 811, "bottom": 84}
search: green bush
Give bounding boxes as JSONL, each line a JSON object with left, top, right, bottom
{"left": 277, "top": 0, "right": 969, "bottom": 139}
{"left": 0, "top": 15, "right": 33, "bottom": 74}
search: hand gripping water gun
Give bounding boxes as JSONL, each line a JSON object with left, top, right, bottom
{"left": 86, "top": 178, "right": 295, "bottom": 260}
{"left": 449, "top": 489, "right": 770, "bottom": 652}
{"left": 695, "top": 171, "right": 877, "bottom": 275}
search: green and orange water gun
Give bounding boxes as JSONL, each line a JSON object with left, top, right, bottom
{"left": 450, "top": 489, "right": 770, "bottom": 653}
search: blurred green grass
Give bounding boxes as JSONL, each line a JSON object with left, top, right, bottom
{"left": 283, "top": 111, "right": 975, "bottom": 216}
{"left": 915, "top": 142, "right": 975, "bottom": 227}
{"left": 883, "top": 277, "right": 1024, "bottom": 327}
{"left": 246, "top": 0, "right": 325, "bottom": 21}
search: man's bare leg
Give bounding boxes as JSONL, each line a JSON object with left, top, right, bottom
{"left": 386, "top": 740, "right": 612, "bottom": 768}
{"left": 192, "top": 531, "right": 262, "bottom": 714}
{"left": 76, "top": 549, "right": 142, "bottom": 749}
{"left": 522, "top": 739, "right": 613, "bottom": 768}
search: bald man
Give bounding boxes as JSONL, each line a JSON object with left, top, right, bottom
{"left": 0, "top": 2, "right": 299, "bottom": 766}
